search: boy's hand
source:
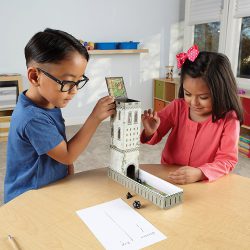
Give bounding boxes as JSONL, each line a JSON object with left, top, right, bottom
{"left": 68, "top": 164, "right": 74, "bottom": 175}
{"left": 168, "top": 166, "right": 206, "bottom": 184}
{"left": 141, "top": 109, "right": 160, "bottom": 137}
{"left": 90, "top": 96, "right": 116, "bottom": 122}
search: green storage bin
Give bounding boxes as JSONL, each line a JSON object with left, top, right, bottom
{"left": 155, "top": 80, "right": 165, "bottom": 99}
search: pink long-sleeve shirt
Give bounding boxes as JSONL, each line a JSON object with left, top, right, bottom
{"left": 141, "top": 99, "right": 240, "bottom": 181}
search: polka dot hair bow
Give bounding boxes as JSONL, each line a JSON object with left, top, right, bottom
{"left": 176, "top": 45, "right": 199, "bottom": 69}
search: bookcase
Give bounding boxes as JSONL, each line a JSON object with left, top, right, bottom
{"left": 153, "top": 78, "right": 180, "bottom": 112}
{"left": 239, "top": 91, "right": 250, "bottom": 158}
{"left": 0, "top": 74, "right": 23, "bottom": 141}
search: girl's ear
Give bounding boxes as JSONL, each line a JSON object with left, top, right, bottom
{"left": 27, "top": 67, "right": 40, "bottom": 86}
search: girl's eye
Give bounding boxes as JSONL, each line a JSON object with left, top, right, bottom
{"left": 184, "top": 92, "right": 191, "bottom": 96}
{"left": 200, "top": 96, "right": 208, "bottom": 100}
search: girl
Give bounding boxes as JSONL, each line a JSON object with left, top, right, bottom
{"left": 141, "top": 45, "right": 243, "bottom": 184}
{"left": 4, "top": 28, "right": 115, "bottom": 203}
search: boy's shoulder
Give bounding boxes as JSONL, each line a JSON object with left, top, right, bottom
{"left": 12, "top": 92, "right": 59, "bottom": 126}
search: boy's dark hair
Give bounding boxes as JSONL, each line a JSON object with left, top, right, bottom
{"left": 25, "top": 28, "right": 89, "bottom": 67}
{"left": 179, "top": 51, "right": 243, "bottom": 123}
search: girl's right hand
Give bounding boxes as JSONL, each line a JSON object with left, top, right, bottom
{"left": 90, "top": 96, "right": 116, "bottom": 122}
{"left": 141, "top": 109, "right": 160, "bottom": 137}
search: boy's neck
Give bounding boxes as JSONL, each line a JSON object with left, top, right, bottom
{"left": 25, "top": 88, "right": 55, "bottom": 109}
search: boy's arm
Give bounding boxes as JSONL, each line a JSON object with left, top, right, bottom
{"left": 68, "top": 164, "right": 74, "bottom": 175}
{"left": 47, "top": 96, "right": 115, "bottom": 165}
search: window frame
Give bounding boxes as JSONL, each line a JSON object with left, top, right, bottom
{"left": 184, "top": 0, "right": 250, "bottom": 89}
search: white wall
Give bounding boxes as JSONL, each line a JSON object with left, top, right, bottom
{"left": 0, "top": 0, "right": 184, "bottom": 125}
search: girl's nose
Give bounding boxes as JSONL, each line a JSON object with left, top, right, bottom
{"left": 191, "top": 97, "right": 199, "bottom": 106}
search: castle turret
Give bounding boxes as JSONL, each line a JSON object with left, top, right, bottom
{"left": 105, "top": 77, "right": 141, "bottom": 180}
{"left": 110, "top": 99, "right": 141, "bottom": 179}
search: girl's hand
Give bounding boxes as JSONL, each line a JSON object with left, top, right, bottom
{"left": 90, "top": 96, "right": 116, "bottom": 123}
{"left": 168, "top": 166, "right": 206, "bottom": 184}
{"left": 141, "top": 109, "right": 160, "bottom": 137}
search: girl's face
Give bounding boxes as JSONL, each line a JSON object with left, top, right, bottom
{"left": 36, "top": 52, "right": 88, "bottom": 109}
{"left": 183, "top": 75, "right": 212, "bottom": 117}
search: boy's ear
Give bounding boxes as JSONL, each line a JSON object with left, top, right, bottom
{"left": 27, "top": 67, "right": 40, "bottom": 86}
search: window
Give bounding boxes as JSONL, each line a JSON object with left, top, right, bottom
{"left": 111, "top": 126, "right": 114, "bottom": 137}
{"left": 194, "top": 22, "right": 220, "bottom": 52}
{"left": 184, "top": 0, "right": 224, "bottom": 52}
{"left": 134, "top": 111, "right": 138, "bottom": 123}
{"left": 184, "top": 0, "right": 250, "bottom": 88}
{"left": 118, "top": 128, "right": 121, "bottom": 140}
{"left": 237, "top": 16, "right": 250, "bottom": 78}
{"left": 128, "top": 112, "right": 132, "bottom": 124}
{"left": 118, "top": 110, "right": 121, "bottom": 120}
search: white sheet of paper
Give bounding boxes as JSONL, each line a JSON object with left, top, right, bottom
{"left": 139, "top": 169, "right": 183, "bottom": 195}
{"left": 76, "top": 198, "right": 166, "bottom": 250}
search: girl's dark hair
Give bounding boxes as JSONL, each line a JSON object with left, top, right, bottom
{"left": 25, "top": 28, "right": 89, "bottom": 66}
{"left": 179, "top": 51, "right": 243, "bottom": 123}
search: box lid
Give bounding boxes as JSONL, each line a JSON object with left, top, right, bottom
{"left": 105, "top": 77, "right": 127, "bottom": 100}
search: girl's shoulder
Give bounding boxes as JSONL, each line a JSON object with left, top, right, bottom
{"left": 157, "top": 98, "right": 187, "bottom": 121}
{"left": 224, "top": 110, "right": 238, "bottom": 121}
{"left": 169, "top": 98, "right": 187, "bottom": 111}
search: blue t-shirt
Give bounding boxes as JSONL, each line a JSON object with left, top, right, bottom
{"left": 4, "top": 91, "right": 68, "bottom": 203}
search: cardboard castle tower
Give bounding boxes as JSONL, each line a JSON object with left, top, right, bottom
{"left": 110, "top": 97, "right": 141, "bottom": 180}
{"left": 106, "top": 77, "right": 183, "bottom": 209}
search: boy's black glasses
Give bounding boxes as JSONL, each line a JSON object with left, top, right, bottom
{"left": 37, "top": 68, "right": 89, "bottom": 92}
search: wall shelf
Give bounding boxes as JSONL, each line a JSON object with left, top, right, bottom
{"left": 88, "top": 49, "right": 149, "bottom": 55}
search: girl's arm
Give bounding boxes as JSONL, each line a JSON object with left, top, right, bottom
{"left": 47, "top": 96, "right": 115, "bottom": 165}
{"left": 140, "top": 100, "right": 176, "bottom": 145}
{"left": 198, "top": 114, "right": 240, "bottom": 182}
{"left": 168, "top": 112, "right": 240, "bottom": 184}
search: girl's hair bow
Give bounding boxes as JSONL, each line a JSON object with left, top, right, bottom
{"left": 176, "top": 45, "right": 199, "bottom": 69}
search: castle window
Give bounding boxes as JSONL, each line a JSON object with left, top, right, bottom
{"left": 118, "top": 111, "right": 121, "bottom": 120}
{"left": 111, "top": 126, "right": 114, "bottom": 137}
{"left": 118, "top": 127, "right": 121, "bottom": 140}
{"left": 128, "top": 112, "right": 132, "bottom": 124}
{"left": 134, "top": 111, "right": 138, "bottom": 123}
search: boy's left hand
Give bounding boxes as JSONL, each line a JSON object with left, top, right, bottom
{"left": 168, "top": 166, "right": 205, "bottom": 184}
{"left": 68, "top": 164, "right": 75, "bottom": 175}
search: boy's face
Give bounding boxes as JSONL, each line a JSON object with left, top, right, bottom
{"left": 30, "top": 52, "right": 88, "bottom": 109}
{"left": 183, "top": 75, "right": 212, "bottom": 117}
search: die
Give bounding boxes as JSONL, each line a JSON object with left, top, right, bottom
{"left": 126, "top": 192, "right": 133, "bottom": 199}
{"left": 133, "top": 200, "right": 141, "bottom": 209}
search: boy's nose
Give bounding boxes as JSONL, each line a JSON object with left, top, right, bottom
{"left": 69, "top": 85, "right": 78, "bottom": 94}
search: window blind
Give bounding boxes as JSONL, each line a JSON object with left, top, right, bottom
{"left": 187, "top": 0, "right": 224, "bottom": 25}
{"left": 235, "top": 0, "right": 250, "bottom": 18}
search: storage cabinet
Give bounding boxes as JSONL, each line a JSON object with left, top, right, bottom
{"left": 0, "top": 74, "right": 23, "bottom": 141}
{"left": 239, "top": 91, "right": 250, "bottom": 158}
{"left": 153, "top": 78, "right": 179, "bottom": 112}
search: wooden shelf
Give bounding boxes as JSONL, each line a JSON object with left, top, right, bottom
{"left": 153, "top": 78, "right": 180, "bottom": 112}
{"left": 242, "top": 125, "right": 250, "bottom": 130}
{"left": 0, "top": 75, "right": 22, "bottom": 141}
{"left": 239, "top": 93, "right": 250, "bottom": 99}
{"left": 88, "top": 49, "right": 149, "bottom": 55}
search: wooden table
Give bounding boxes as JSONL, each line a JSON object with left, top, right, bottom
{"left": 0, "top": 165, "right": 250, "bottom": 249}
